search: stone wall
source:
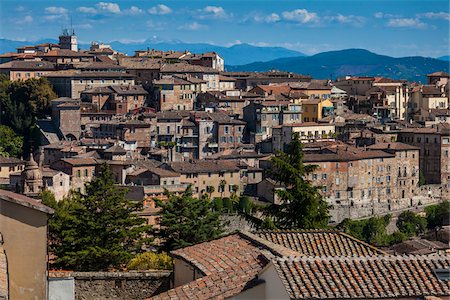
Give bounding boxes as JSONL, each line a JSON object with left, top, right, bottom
{"left": 49, "top": 271, "right": 171, "bottom": 300}
{"left": 330, "top": 184, "right": 445, "bottom": 223}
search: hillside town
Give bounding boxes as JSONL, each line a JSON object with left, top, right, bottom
{"left": 1, "top": 28, "right": 449, "bottom": 300}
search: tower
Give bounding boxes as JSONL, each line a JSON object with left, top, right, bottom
{"left": 59, "top": 28, "right": 78, "bottom": 52}
{"left": 21, "top": 154, "right": 43, "bottom": 197}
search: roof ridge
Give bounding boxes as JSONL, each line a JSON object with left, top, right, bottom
{"left": 238, "top": 231, "right": 300, "bottom": 257}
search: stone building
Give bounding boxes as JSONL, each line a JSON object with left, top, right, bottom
{"left": 81, "top": 85, "right": 148, "bottom": 114}
{"left": 51, "top": 98, "right": 81, "bottom": 140}
{"left": 272, "top": 122, "right": 336, "bottom": 151}
{"left": 44, "top": 70, "right": 135, "bottom": 99}
{"left": 243, "top": 101, "right": 301, "bottom": 145}
{"left": 300, "top": 142, "right": 420, "bottom": 222}
{"left": 0, "top": 157, "right": 25, "bottom": 185}
{"left": 167, "top": 160, "right": 242, "bottom": 198}
{"left": 0, "top": 60, "right": 56, "bottom": 81}
{"left": 221, "top": 71, "right": 311, "bottom": 91}
{"left": 397, "top": 123, "right": 450, "bottom": 185}
{"left": 152, "top": 76, "right": 201, "bottom": 111}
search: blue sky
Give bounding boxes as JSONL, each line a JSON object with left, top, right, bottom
{"left": 1, "top": 0, "right": 449, "bottom": 57}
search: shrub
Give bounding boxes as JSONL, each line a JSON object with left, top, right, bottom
{"left": 127, "top": 252, "right": 173, "bottom": 270}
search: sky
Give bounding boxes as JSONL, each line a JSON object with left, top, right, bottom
{"left": 0, "top": 0, "right": 449, "bottom": 57}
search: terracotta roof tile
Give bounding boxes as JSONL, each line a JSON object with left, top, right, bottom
{"left": 254, "top": 230, "right": 385, "bottom": 257}
{"left": 272, "top": 255, "right": 450, "bottom": 299}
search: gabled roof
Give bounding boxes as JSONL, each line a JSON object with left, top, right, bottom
{"left": 0, "top": 189, "right": 54, "bottom": 214}
{"left": 104, "top": 144, "right": 126, "bottom": 154}
{"left": 272, "top": 255, "right": 450, "bottom": 299}
{"left": 0, "top": 157, "right": 25, "bottom": 166}
{"left": 0, "top": 60, "right": 55, "bottom": 70}
{"left": 150, "top": 230, "right": 390, "bottom": 299}
{"left": 428, "top": 71, "right": 450, "bottom": 77}
{"left": 255, "top": 230, "right": 385, "bottom": 257}
{"left": 169, "top": 160, "right": 240, "bottom": 174}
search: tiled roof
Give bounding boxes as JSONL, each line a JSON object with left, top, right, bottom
{"left": 0, "top": 157, "right": 25, "bottom": 165}
{"left": 0, "top": 189, "right": 54, "bottom": 214}
{"left": 255, "top": 230, "right": 385, "bottom": 257}
{"left": 428, "top": 71, "right": 450, "bottom": 77}
{"left": 367, "top": 142, "right": 420, "bottom": 151}
{"left": 150, "top": 230, "right": 391, "bottom": 299}
{"left": 272, "top": 255, "right": 450, "bottom": 299}
{"left": 150, "top": 233, "right": 275, "bottom": 300}
{"left": 0, "top": 60, "right": 55, "bottom": 70}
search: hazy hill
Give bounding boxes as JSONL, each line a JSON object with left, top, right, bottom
{"left": 0, "top": 38, "right": 304, "bottom": 66}
{"left": 228, "top": 49, "right": 449, "bottom": 82}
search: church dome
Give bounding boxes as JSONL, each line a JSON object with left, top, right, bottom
{"left": 21, "top": 155, "right": 42, "bottom": 181}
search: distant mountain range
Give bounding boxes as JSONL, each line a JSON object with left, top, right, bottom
{"left": 227, "top": 49, "right": 449, "bottom": 82}
{"left": 438, "top": 55, "right": 449, "bottom": 61}
{"left": 1, "top": 38, "right": 447, "bottom": 82}
{"left": 0, "top": 38, "right": 304, "bottom": 66}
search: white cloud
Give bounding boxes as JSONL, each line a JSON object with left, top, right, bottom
{"left": 197, "top": 6, "right": 229, "bottom": 19}
{"left": 418, "top": 12, "right": 450, "bottom": 21}
{"left": 326, "top": 14, "right": 365, "bottom": 26}
{"left": 19, "top": 15, "right": 33, "bottom": 24}
{"left": 124, "top": 6, "right": 143, "bottom": 15}
{"left": 16, "top": 6, "right": 25, "bottom": 12}
{"left": 148, "top": 4, "right": 172, "bottom": 15}
{"left": 386, "top": 18, "right": 427, "bottom": 29}
{"left": 44, "top": 15, "right": 68, "bottom": 21}
{"left": 374, "top": 12, "right": 402, "bottom": 19}
{"left": 282, "top": 9, "right": 319, "bottom": 24}
{"left": 178, "top": 22, "right": 207, "bottom": 30}
{"left": 77, "top": 6, "right": 97, "bottom": 14}
{"left": 146, "top": 20, "right": 166, "bottom": 31}
{"left": 45, "top": 7, "right": 68, "bottom": 14}
{"left": 96, "top": 2, "right": 121, "bottom": 14}
{"left": 265, "top": 13, "right": 281, "bottom": 23}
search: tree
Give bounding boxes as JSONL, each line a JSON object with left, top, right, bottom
{"left": 43, "top": 164, "right": 150, "bottom": 271}
{"left": 0, "top": 77, "right": 57, "bottom": 156}
{"left": 0, "top": 125, "right": 24, "bottom": 157}
{"left": 206, "top": 185, "right": 215, "bottom": 199}
{"left": 418, "top": 171, "right": 426, "bottom": 186}
{"left": 425, "top": 201, "right": 450, "bottom": 229}
{"left": 219, "top": 180, "right": 227, "bottom": 198}
{"left": 263, "top": 132, "right": 331, "bottom": 229}
{"left": 397, "top": 211, "right": 427, "bottom": 237}
{"left": 338, "top": 215, "right": 407, "bottom": 246}
{"left": 156, "top": 187, "right": 224, "bottom": 251}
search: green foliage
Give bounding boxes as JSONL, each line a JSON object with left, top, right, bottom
{"left": 338, "top": 215, "right": 405, "bottom": 246}
{"left": 40, "top": 190, "right": 57, "bottom": 207}
{"left": 156, "top": 187, "right": 224, "bottom": 251}
{"left": 397, "top": 211, "right": 427, "bottom": 237}
{"left": 127, "top": 252, "right": 173, "bottom": 270}
{"left": 418, "top": 171, "right": 426, "bottom": 186}
{"left": 0, "top": 125, "right": 23, "bottom": 157}
{"left": 0, "top": 77, "right": 57, "bottom": 156}
{"left": 264, "top": 132, "right": 331, "bottom": 229}
{"left": 260, "top": 217, "right": 277, "bottom": 230}
{"left": 213, "top": 197, "right": 223, "bottom": 211}
{"left": 425, "top": 201, "right": 450, "bottom": 229}
{"left": 45, "top": 164, "right": 151, "bottom": 271}
{"left": 222, "top": 197, "right": 233, "bottom": 213}
{"left": 238, "top": 196, "right": 252, "bottom": 214}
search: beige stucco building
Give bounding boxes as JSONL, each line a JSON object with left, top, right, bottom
{"left": 0, "top": 189, "right": 53, "bottom": 300}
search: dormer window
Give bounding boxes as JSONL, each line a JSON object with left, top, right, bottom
{"left": 433, "top": 269, "right": 450, "bottom": 281}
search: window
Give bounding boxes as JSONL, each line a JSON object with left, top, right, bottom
{"left": 322, "top": 174, "right": 327, "bottom": 179}
{"left": 84, "top": 169, "right": 88, "bottom": 177}
{"left": 336, "top": 178, "right": 340, "bottom": 185}
{"left": 77, "top": 170, "right": 81, "bottom": 177}
{"left": 336, "top": 192, "right": 340, "bottom": 199}
{"left": 312, "top": 174, "right": 318, "bottom": 180}
{"left": 224, "top": 126, "right": 229, "bottom": 134}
